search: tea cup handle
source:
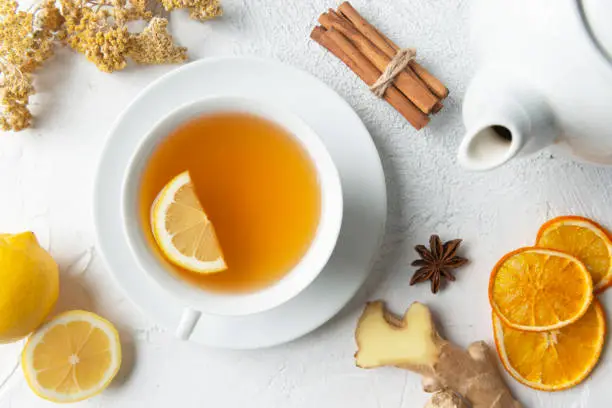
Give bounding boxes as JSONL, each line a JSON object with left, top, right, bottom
{"left": 175, "top": 307, "right": 202, "bottom": 340}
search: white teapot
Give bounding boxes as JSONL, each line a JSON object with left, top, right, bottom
{"left": 458, "top": 0, "right": 612, "bottom": 170}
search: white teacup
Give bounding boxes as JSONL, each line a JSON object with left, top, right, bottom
{"left": 121, "top": 96, "right": 343, "bottom": 333}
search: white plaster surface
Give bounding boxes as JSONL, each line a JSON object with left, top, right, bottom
{"left": 1, "top": 0, "right": 612, "bottom": 406}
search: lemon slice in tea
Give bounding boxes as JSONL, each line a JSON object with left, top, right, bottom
{"left": 151, "top": 171, "right": 227, "bottom": 273}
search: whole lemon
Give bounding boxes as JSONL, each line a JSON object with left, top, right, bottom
{"left": 0, "top": 232, "right": 59, "bottom": 343}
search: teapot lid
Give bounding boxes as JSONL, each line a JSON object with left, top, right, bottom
{"left": 580, "top": 0, "right": 612, "bottom": 62}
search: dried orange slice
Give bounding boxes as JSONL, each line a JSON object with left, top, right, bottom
{"left": 489, "top": 247, "right": 593, "bottom": 332}
{"left": 536, "top": 216, "right": 612, "bottom": 293}
{"left": 151, "top": 171, "right": 227, "bottom": 273}
{"left": 493, "top": 301, "right": 605, "bottom": 391}
{"left": 21, "top": 311, "right": 122, "bottom": 402}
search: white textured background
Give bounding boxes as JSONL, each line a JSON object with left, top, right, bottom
{"left": 1, "top": 0, "right": 612, "bottom": 406}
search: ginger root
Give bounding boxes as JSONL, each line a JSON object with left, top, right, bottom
{"left": 355, "top": 302, "right": 522, "bottom": 408}
{"left": 424, "top": 390, "right": 467, "bottom": 408}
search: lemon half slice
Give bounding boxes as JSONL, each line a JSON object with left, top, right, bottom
{"left": 22, "top": 310, "right": 122, "bottom": 403}
{"left": 151, "top": 171, "right": 226, "bottom": 273}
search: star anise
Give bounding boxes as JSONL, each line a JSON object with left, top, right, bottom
{"left": 410, "top": 235, "right": 468, "bottom": 294}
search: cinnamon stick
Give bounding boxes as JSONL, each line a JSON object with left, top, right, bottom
{"left": 329, "top": 7, "right": 433, "bottom": 97}
{"left": 330, "top": 5, "right": 443, "bottom": 112}
{"left": 318, "top": 12, "right": 438, "bottom": 115}
{"left": 338, "top": 1, "right": 449, "bottom": 99}
{"left": 311, "top": 26, "right": 429, "bottom": 130}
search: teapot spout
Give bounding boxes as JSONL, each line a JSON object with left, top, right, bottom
{"left": 459, "top": 124, "right": 521, "bottom": 171}
{"left": 459, "top": 66, "right": 557, "bottom": 171}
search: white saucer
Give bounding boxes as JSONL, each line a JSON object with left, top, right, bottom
{"left": 93, "top": 57, "right": 387, "bottom": 349}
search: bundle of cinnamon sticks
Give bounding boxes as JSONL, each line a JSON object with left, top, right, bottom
{"left": 311, "top": 2, "right": 448, "bottom": 130}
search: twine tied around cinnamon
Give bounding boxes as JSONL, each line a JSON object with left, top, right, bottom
{"left": 369, "top": 48, "right": 417, "bottom": 97}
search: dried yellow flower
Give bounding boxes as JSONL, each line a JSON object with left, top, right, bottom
{"left": 0, "top": 98, "right": 32, "bottom": 131}
{"left": 2, "top": 6, "right": 38, "bottom": 67}
{"left": 128, "top": 17, "right": 187, "bottom": 65}
{"left": 63, "top": 6, "right": 129, "bottom": 72}
{"left": 37, "top": 0, "right": 65, "bottom": 32}
{"left": 0, "top": 0, "right": 17, "bottom": 16}
{"left": 1, "top": 0, "right": 221, "bottom": 131}
{"left": 61, "top": 0, "right": 185, "bottom": 72}
{"left": 161, "top": 0, "right": 222, "bottom": 21}
{"left": 0, "top": 64, "right": 35, "bottom": 131}
{"left": 127, "top": 0, "right": 154, "bottom": 20}
{"left": 0, "top": 1, "right": 56, "bottom": 131}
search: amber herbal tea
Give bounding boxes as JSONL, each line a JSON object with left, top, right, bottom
{"left": 139, "top": 112, "right": 321, "bottom": 293}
